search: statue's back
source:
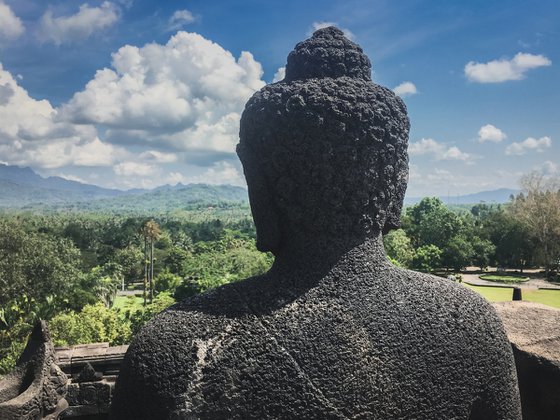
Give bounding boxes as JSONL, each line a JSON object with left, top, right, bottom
{"left": 111, "top": 27, "right": 521, "bottom": 419}
{"left": 113, "top": 254, "right": 520, "bottom": 419}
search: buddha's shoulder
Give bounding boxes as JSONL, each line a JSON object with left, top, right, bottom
{"left": 385, "top": 266, "right": 505, "bottom": 328}
{"left": 135, "top": 282, "right": 255, "bottom": 345}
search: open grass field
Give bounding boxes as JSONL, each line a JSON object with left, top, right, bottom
{"left": 114, "top": 286, "right": 560, "bottom": 311}
{"left": 463, "top": 284, "right": 560, "bottom": 309}
{"left": 112, "top": 295, "right": 144, "bottom": 311}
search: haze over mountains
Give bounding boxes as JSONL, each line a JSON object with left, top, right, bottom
{"left": 0, "top": 164, "right": 517, "bottom": 211}
{"left": 0, "top": 164, "right": 248, "bottom": 211}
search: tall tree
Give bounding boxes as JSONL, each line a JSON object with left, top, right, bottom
{"left": 140, "top": 220, "right": 162, "bottom": 304}
{"left": 510, "top": 172, "right": 560, "bottom": 275}
{"left": 383, "top": 229, "right": 415, "bottom": 268}
{"left": 403, "top": 197, "right": 464, "bottom": 249}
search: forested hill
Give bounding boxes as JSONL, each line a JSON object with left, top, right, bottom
{"left": 0, "top": 164, "right": 248, "bottom": 211}
{"left": 1, "top": 164, "right": 515, "bottom": 212}
{"left": 51, "top": 184, "right": 249, "bottom": 213}
{"left": 0, "top": 164, "right": 124, "bottom": 207}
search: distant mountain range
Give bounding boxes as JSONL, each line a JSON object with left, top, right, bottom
{"left": 0, "top": 164, "right": 248, "bottom": 211}
{"left": 404, "top": 188, "right": 519, "bottom": 206}
{"left": 0, "top": 164, "right": 517, "bottom": 212}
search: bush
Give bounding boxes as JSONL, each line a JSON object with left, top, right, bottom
{"left": 412, "top": 245, "right": 442, "bottom": 272}
{"left": 154, "top": 269, "right": 182, "bottom": 294}
{"left": 125, "top": 292, "right": 176, "bottom": 335}
{"left": 49, "top": 303, "right": 131, "bottom": 347}
{"left": 0, "top": 321, "right": 33, "bottom": 374}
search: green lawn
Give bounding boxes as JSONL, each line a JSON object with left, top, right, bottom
{"left": 112, "top": 295, "right": 144, "bottom": 311}
{"left": 522, "top": 288, "right": 560, "bottom": 309}
{"left": 463, "top": 284, "right": 560, "bottom": 309}
{"left": 479, "top": 274, "right": 529, "bottom": 283}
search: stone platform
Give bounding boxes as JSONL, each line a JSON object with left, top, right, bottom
{"left": 55, "top": 343, "right": 128, "bottom": 419}
{"left": 493, "top": 301, "right": 560, "bottom": 420}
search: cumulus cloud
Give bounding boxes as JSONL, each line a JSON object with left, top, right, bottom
{"left": 0, "top": 62, "right": 126, "bottom": 169}
{"left": 39, "top": 1, "right": 119, "bottom": 45}
{"left": 442, "top": 146, "right": 470, "bottom": 161}
{"left": 408, "top": 138, "right": 471, "bottom": 162}
{"left": 113, "top": 161, "right": 158, "bottom": 177}
{"left": 393, "top": 81, "right": 417, "bottom": 97}
{"left": 539, "top": 160, "right": 558, "bottom": 176}
{"left": 0, "top": 31, "right": 266, "bottom": 189}
{"left": 310, "top": 22, "right": 354, "bottom": 39}
{"left": 138, "top": 150, "right": 178, "bottom": 163}
{"left": 0, "top": 1, "right": 24, "bottom": 40}
{"left": 110, "top": 160, "right": 245, "bottom": 189}
{"left": 168, "top": 9, "right": 195, "bottom": 31}
{"left": 465, "top": 53, "right": 551, "bottom": 83}
{"left": 60, "top": 31, "right": 265, "bottom": 157}
{"left": 478, "top": 124, "right": 507, "bottom": 143}
{"left": 0, "top": 82, "right": 14, "bottom": 104}
{"left": 272, "top": 67, "right": 285, "bottom": 83}
{"left": 407, "top": 167, "right": 510, "bottom": 197}
{"left": 505, "top": 136, "right": 552, "bottom": 155}
{"left": 190, "top": 161, "right": 245, "bottom": 186}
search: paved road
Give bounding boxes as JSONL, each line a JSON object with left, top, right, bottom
{"left": 461, "top": 273, "right": 560, "bottom": 290}
{"left": 117, "top": 290, "right": 143, "bottom": 296}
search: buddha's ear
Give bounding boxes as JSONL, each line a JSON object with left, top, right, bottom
{"left": 243, "top": 164, "right": 282, "bottom": 254}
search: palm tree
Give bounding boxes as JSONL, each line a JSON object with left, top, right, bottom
{"left": 140, "top": 220, "right": 161, "bottom": 305}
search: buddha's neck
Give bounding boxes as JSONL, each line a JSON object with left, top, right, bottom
{"left": 269, "top": 232, "right": 390, "bottom": 278}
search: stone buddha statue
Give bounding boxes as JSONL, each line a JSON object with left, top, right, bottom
{"left": 111, "top": 27, "right": 521, "bottom": 419}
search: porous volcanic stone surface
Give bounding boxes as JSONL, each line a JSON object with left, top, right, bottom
{"left": 494, "top": 301, "right": 560, "bottom": 420}
{"left": 0, "top": 321, "right": 68, "bottom": 420}
{"left": 111, "top": 27, "right": 521, "bottom": 420}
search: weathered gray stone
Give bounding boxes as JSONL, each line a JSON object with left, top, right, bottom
{"left": 111, "top": 27, "right": 521, "bottom": 419}
{"left": 74, "top": 362, "right": 103, "bottom": 383}
{"left": 494, "top": 301, "right": 560, "bottom": 420}
{"left": 0, "top": 321, "right": 68, "bottom": 420}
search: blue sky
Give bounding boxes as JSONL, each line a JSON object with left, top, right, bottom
{"left": 0, "top": 0, "right": 558, "bottom": 196}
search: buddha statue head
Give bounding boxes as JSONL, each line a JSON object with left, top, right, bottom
{"left": 237, "top": 27, "right": 410, "bottom": 253}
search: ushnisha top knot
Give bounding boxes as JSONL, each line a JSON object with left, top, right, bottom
{"left": 284, "top": 26, "right": 372, "bottom": 82}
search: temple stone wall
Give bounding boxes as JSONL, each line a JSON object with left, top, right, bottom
{"left": 493, "top": 301, "right": 560, "bottom": 420}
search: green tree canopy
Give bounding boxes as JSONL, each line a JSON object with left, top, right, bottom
{"left": 383, "top": 229, "right": 415, "bottom": 268}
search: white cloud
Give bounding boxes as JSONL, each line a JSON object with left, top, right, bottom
{"left": 407, "top": 166, "right": 522, "bottom": 198}
{"left": 113, "top": 161, "right": 158, "bottom": 177}
{"left": 310, "top": 22, "right": 354, "bottom": 40}
{"left": 166, "top": 172, "right": 188, "bottom": 185}
{"left": 0, "top": 31, "right": 270, "bottom": 190}
{"left": 408, "top": 138, "right": 471, "bottom": 162}
{"left": 39, "top": 1, "right": 119, "bottom": 45}
{"left": 0, "top": 62, "right": 126, "bottom": 169}
{"left": 190, "top": 161, "right": 245, "bottom": 186}
{"left": 138, "top": 150, "right": 178, "bottom": 163}
{"left": 393, "top": 81, "right": 417, "bottom": 97}
{"left": 60, "top": 31, "right": 265, "bottom": 157}
{"left": 442, "top": 146, "right": 470, "bottom": 161}
{"left": 0, "top": 1, "right": 24, "bottom": 40}
{"left": 506, "top": 136, "right": 552, "bottom": 155}
{"left": 168, "top": 9, "right": 195, "bottom": 31}
{"left": 478, "top": 124, "right": 507, "bottom": 143}
{"left": 272, "top": 67, "right": 285, "bottom": 83}
{"left": 465, "top": 52, "right": 551, "bottom": 83}
{"left": 408, "top": 138, "right": 444, "bottom": 156}
{"left": 56, "top": 173, "right": 88, "bottom": 184}
{"left": 111, "top": 160, "right": 245, "bottom": 189}
{"left": 0, "top": 82, "right": 14, "bottom": 104}
{"left": 539, "top": 160, "right": 558, "bottom": 176}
